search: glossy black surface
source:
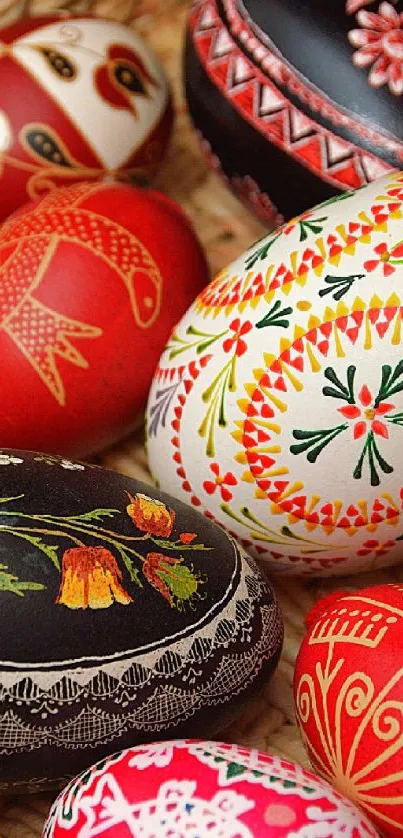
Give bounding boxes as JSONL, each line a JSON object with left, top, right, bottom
{"left": 185, "top": 35, "right": 340, "bottom": 219}
{"left": 185, "top": 0, "right": 403, "bottom": 219}
{"left": 0, "top": 450, "right": 283, "bottom": 791}
{"left": 0, "top": 452, "right": 236, "bottom": 665}
{"left": 240, "top": 0, "right": 402, "bottom": 140}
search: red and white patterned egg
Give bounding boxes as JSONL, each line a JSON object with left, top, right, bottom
{"left": 294, "top": 583, "right": 403, "bottom": 837}
{"left": 0, "top": 15, "right": 173, "bottom": 220}
{"left": 146, "top": 170, "right": 403, "bottom": 577}
{"left": 0, "top": 180, "right": 208, "bottom": 456}
{"left": 42, "top": 739, "right": 378, "bottom": 837}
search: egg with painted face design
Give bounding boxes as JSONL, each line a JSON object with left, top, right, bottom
{"left": 294, "top": 583, "right": 403, "bottom": 837}
{"left": 0, "top": 180, "right": 209, "bottom": 456}
{"left": 184, "top": 0, "right": 403, "bottom": 224}
{"left": 0, "top": 450, "right": 283, "bottom": 791}
{"left": 147, "top": 170, "right": 403, "bottom": 576}
{"left": 42, "top": 740, "right": 378, "bottom": 836}
{"left": 0, "top": 14, "right": 173, "bottom": 220}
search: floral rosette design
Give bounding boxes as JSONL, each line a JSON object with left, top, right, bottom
{"left": 294, "top": 584, "right": 403, "bottom": 837}
{"left": 0, "top": 467, "right": 206, "bottom": 610}
{"left": 43, "top": 740, "right": 377, "bottom": 837}
{"left": 147, "top": 171, "right": 403, "bottom": 576}
{"left": 348, "top": 1, "right": 403, "bottom": 95}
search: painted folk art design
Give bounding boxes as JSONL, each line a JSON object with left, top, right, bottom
{"left": 294, "top": 584, "right": 403, "bottom": 837}
{"left": 147, "top": 171, "right": 403, "bottom": 576}
{"left": 0, "top": 181, "right": 208, "bottom": 457}
{"left": 0, "top": 450, "right": 282, "bottom": 791}
{"left": 185, "top": 0, "right": 403, "bottom": 221}
{"left": 43, "top": 739, "right": 378, "bottom": 837}
{"left": 0, "top": 15, "right": 172, "bottom": 220}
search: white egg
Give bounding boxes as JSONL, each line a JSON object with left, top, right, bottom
{"left": 147, "top": 171, "right": 403, "bottom": 576}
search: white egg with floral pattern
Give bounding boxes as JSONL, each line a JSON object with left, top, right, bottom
{"left": 147, "top": 170, "right": 403, "bottom": 576}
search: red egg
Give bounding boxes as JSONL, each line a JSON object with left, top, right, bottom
{"left": 0, "top": 181, "right": 209, "bottom": 456}
{"left": 43, "top": 739, "right": 378, "bottom": 836}
{"left": 0, "top": 15, "right": 173, "bottom": 220}
{"left": 294, "top": 583, "right": 403, "bottom": 837}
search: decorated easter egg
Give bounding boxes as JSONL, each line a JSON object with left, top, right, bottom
{"left": 0, "top": 449, "right": 283, "bottom": 792}
{"left": 0, "top": 14, "right": 173, "bottom": 220}
{"left": 42, "top": 739, "right": 378, "bottom": 836}
{"left": 185, "top": 0, "right": 403, "bottom": 224}
{"left": 0, "top": 180, "right": 208, "bottom": 457}
{"left": 147, "top": 170, "right": 403, "bottom": 576}
{"left": 294, "top": 583, "right": 403, "bottom": 837}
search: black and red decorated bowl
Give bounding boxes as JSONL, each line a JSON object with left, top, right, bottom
{"left": 185, "top": 0, "right": 403, "bottom": 224}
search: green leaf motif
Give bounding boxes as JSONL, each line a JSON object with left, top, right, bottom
{"left": 7, "top": 532, "right": 61, "bottom": 570}
{"left": 290, "top": 424, "right": 348, "bottom": 463}
{"left": 319, "top": 273, "right": 366, "bottom": 301}
{"left": 353, "top": 431, "right": 393, "bottom": 487}
{"left": 298, "top": 216, "right": 328, "bottom": 241}
{"left": 322, "top": 365, "right": 356, "bottom": 404}
{"left": 158, "top": 561, "right": 199, "bottom": 602}
{"left": 0, "top": 564, "right": 45, "bottom": 596}
{"left": 256, "top": 300, "right": 293, "bottom": 330}
{"left": 167, "top": 325, "right": 227, "bottom": 360}
{"left": 376, "top": 360, "right": 403, "bottom": 406}
{"left": 244, "top": 232, "right": 281, "bottom": 270}
{"left": 67, "top": 508, "right": 120, "bottom": 523}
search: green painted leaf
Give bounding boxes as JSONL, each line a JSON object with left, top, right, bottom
{"left": 256, "top": 300, "right": 293, "bottom": 329}
{"left": 0, "top": 564, "right": 45, "bottom": 596}
{"left": 159, "top": 562, "right": 199, "bottom": 602}
{"left": 7, "top": 532, "right": 60, "bottom": 569}
{"left": 67, "top": 508, "right": 120, "bottom": 522}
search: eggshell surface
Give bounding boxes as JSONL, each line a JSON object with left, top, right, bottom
{"left": 147, "top": 170, "right": 403, "bottom": 576}
{"left": 185, "top": 0, "right": 401, "bottom": 222}
{"left": 0, "top": 181, "right": 209, "bottom": 457}
{"left": 0, "top": 449, "right": 282, "bottom": 792}
{"left": 294, "top": 583, "right": 403, "bottom": 837}
{"left": 0, "top": 15, "right": 173, "bottom": 220}
{"left": 42, "top": 739, "right": 379, "bottom": 836}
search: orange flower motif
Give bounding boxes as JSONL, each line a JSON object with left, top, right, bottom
{"left": 126, "top": 492, "right": 175, "bottom": 537}
{"left": 179, "top": 532, "right": 197, "bottom": 544}
{"left": 56, "top": 546, "right": 132, "bottom": 610}
{"left": 223, "top": 319, "right": 253, "bottom": 357}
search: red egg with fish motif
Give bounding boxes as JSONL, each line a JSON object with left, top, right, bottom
{"left": 0, "top": 15, "right": 173, "bottom": 220}
{"left": 0, "top": 181, "right": 208, "bottom": 456}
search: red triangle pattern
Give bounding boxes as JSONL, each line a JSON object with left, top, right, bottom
{"left": 240, "top": 305, "right": 403, "bottom": 530}
{"left": 192, "top": 0, "right": 392, "bottom": 192}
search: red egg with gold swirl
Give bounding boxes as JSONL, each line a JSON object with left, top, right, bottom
{"left": 294, "top": 583, "right": 403, "bottom": 837}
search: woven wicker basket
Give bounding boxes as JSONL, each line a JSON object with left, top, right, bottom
{"left": 0, "top": 2, "right": 401, "bottom": 834}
